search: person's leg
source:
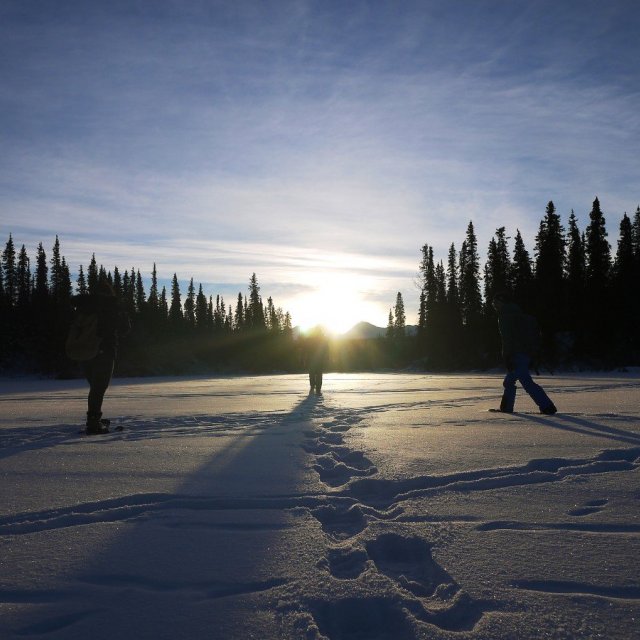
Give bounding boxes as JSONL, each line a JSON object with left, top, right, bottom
{"left": 513, "top": 354, "right": 555, "bottom": 413}
{"left": 85, "top": 353, "right": 114, "bottom": 432}
{"left": 316, "top": 372, "right": 323, "bottom": 392}
{"left": 309, "top": 372, "right": 315, "bottom": 391}
{"left": 500, "top": 369, "right": 518, "bottom": 412}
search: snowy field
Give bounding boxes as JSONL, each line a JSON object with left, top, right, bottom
{"left": 1, "top": 372, "right": 639, "bottom": 639}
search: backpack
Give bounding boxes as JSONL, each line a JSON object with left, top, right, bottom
{"left": 65, "top": 312, "right": 102, "bottom": 361}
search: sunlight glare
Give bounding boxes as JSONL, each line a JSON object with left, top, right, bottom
{"left": 291, "top": 274, "right": 381, "bottom": 335}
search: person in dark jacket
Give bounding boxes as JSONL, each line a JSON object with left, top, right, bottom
{"left": 304, "top": 326, "right": 329, "bottom": 393}
{"left": 71, "top": 280, "right": 129, "bottom": 434}
{"left": 493, "top": 292, "right": 557, "bottom": 415}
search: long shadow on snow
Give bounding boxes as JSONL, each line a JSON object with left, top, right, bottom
{"left": 1, "top": 386, "right": 323, "bottom": 639}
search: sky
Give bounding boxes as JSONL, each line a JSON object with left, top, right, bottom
{"left": 1, "top": 0, "right": 639, "bottom": 332}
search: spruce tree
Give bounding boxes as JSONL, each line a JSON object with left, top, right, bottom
{"left": 394, "top": 292, "right": 406, "bottom": 337}
{"left": 386, "top": 309, "right": 395, "bottom": 340}
{"left": 195, "top": 284, "right": 208, "bottom": 330}
{"left": 112, "top": 266, "right": 122, "bottom": 298}
{"left": 446, "top": 244, "right": 459, "bottom": 308}
{"left": 159, "top": 286, "right": 169, "bottom": 320}
{"left": 135, "top": 270, "right": 146, "bottom": 312}
{"left": 564, "top": 212, "right": 586, "bottom": 352}
{"left": 169, "top": 274, "right": 182, "bottom": 329}
{"left": 613, "top": 213, "right": 636, "bottom": 355}
{"left": 34, "top": 243, "right": 48, "bottom": 303}
{"left": 234, "top": 292, "right": 244, "bottom": 331}
{"left": 87, "top": 254, "right": 98, "bottom": 294}
{"left": 16, "top": 245, "right": 31, "bottom": 307}
{"left": 584, "top": 197, "right": 611, "bottom": 355}
{"left": 484, "top": 227, "right": 511, "bottom": 306}
{"left": 247, "top": 273, "right": 265, "bottom": 330}
{"left": 533, "top": 201, "right": 566, "bottom": 359}
{"left": 2, "top": 234, "right": 17, "bottom": 306}
{"left": 60, "top": 257, "right": 72, "bottom": 302}
{"left": 148, "top": 263, "right": 159, "bottom": 311}
{"left": 76, "top": 265, "right": 88, "bottom": 295}
{"left": 459, "top": 222, "right": 482, "bottom": 325}
{"left": 511, "top": 230, "right": 533, "bottom": 307}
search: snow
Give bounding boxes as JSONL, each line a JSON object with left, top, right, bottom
{"left": 1, "top": 372, "right": 639, "bottom": 639}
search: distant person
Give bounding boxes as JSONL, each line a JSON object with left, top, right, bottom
{"left": 492, "top": 292, "right": 557, "bottom": 415}
{"left": 304, "top": 326, "right": 329, "bottom": 393}
{"left": 66, "top": 280, "right": 130, "bottom": 434}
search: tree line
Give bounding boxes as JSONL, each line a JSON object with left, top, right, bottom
{"left": 0, "top": 236, "right": 296, "bottom": 375}
{"left": 2, "top": 196, "right": 638, "bottom": 376}
{"left": 387, "top": 198, "right": 640, "bottom": 369}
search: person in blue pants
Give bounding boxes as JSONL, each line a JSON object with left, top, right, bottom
{"left": 493, "top": 292, "right": 557, "bottom": 415}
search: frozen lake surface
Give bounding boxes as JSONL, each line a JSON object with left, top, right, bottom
{"left": 1, "top": 372, "right": 639, "bottom": 639}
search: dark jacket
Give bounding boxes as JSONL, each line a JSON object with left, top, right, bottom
{"left": 71, "top": 294, "right": 129, "bottom": 358}
{"left": 304, "top": 332, "right": 329, "bottom": 373}
{"left": 497, "top": 302, "right": 538, "bottom": 359}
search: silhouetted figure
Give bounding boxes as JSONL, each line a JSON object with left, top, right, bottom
{"left": 304, "top": 327, "right": 328, "bottom": 393}
{"left": 493, "top": 292, "right": 557, "bottom": 414}
{"left": 67, "top": 281, "right": 130, "bottom": 434}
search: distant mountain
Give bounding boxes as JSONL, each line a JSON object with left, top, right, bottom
{"left": 342, "top": 321, "right": 386, "bottom": 339}
{"left": 342, "top": 322, "right": 418, "bottom": 339}
{"left": 293, "top": 322, "right": 418, "bottom": 339}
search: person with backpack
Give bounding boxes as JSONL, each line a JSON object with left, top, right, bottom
{"left": 67, "top": 280, "right": 130, "bottom": 434}
{"left": 492, "top": 292, "right": 557, "bottom": 415}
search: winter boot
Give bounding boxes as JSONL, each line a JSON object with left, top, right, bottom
{"left": 540, "top": 402, "right": 557, "bottom": 415}
{"left": 86, "top": 412, "right": 109, "bottom": 435}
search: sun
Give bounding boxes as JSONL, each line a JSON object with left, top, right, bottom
{"left": 291, "top": 277, "right": 382, "bottom": 335}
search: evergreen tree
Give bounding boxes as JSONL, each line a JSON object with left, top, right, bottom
{"left": 266, "top": 296, "right": 280, "bottom": 332}
{"left": 534, "top": 201, "right": 566, "bottom": 355}
{"left": 34, "top": 243, "right": 48, "bottom": 302}
{"left": 135, "top": 270, "right": 146, "bottom": 312}
{"left": 393, "top": 292, "right": 406, "bottom": 337}
{"left": 584, "top": 197, "right": 611, "bottom": 355}
{"left": 484, "top": 227, "right": 511, "bottom": 306}
{"left": 564, "top": 211, "right": 586, "bottom": 338}
{"left": 234, "top": 292, "right": 245, "bottom": 331}
{"left": 16, "top": 245, "right": 31, "bottom": 307}
{"left": 247, "top": 273, "right": 265, "bottom": 330}
{"left": 511, "top": 230, "right": 533, "bottom": 306}
{"left": 59, "top": 257, "right": 72, "bottom": 302}
{"left": 195, "top": 284, "right": 208, "bottom": 330}
{"left": 148, "top": 263, "right": 159, "bottom": 311}
{"left": 76, "top": 265, "right": 88, "bottom": 295}
{"left": 386, "top": 309, "right": 395, "bottom": 340}
{"left": 2, "top": 234, "right": 17, "bottom": 306}
{"left": 169, "top": 274, "right": 182, "bottom": 328}
{"left": 49, "top": 236, "right": 63, "bottom": 301}
{"left": 613, "top": 213, "right": 636, "bottom": 356}
{"left": 584, "top": 197, "right": 611, "bottom": 291}
{"left": 226, "top": 305, "right": 234, "bottom": 332}
{"left": 112, "top": 266, "right": 122, "bottom": 298}
{"left": 87, "top": 254, "right": 98, "bottom": 294}
{"left": 417, "top": 244, "right": 435, "bottom": 355}
{"left": 446, "top": 244, "right": 459, "bottom": 308}
{"left": 459, "top": 222, "right": 482, "bottom": 325}
{"left": 159, "top": 286, "right": 169, "bottom": 319}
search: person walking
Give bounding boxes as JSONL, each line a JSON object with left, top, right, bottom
{"left": 67, "top": 280, "right": 129, "bottom": 434}
{"left": 305, "top": 326, "right": 329, "bottom": 393}
{"left": 493, "top": 292, "right": 557, "bottom": 415}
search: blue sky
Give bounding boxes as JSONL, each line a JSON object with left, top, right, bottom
{"left": 1, "top": 0, "right": 639, "bottom": 331}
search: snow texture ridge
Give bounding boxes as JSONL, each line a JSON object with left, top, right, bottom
{"left": 1, "top": 373, "right": 639, "bottom": 639}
